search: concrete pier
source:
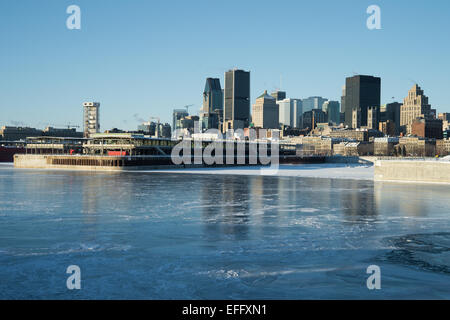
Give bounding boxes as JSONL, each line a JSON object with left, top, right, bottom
{"left": 14, "top": 154, "right": 127, "bottom": 171}
{"left": 374, "top": 160, "right": 450, "bottom": 183}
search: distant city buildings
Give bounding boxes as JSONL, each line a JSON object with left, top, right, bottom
{"left": 42, "top": 126, "right": 83, "bottom": 138}
{"left": 0, "top": 125, "right": 83, "bottom": 141}
{"left": 138, "top": 122, "right": 157, "bottom": 135}
{"left": 379, "top": 120, "right": 396, "bottom": 136}
{"left": 343, "top": 75, "right": 381, "bottom": 128}
{"left": 223, "top": 69, "right": 250, "bottom": 131}
{"left": 5, "top": 66, "right": 450, "bottom": 162}
{"left": 137, "top": 121, "right": 171, "bottom": 138}
{"left": 172, "top": 109, "right": 189, "bottom": 133}
{"left": 179, "top": 115, "right": 199, "bottom": 134}
{"left": 411, "top": 118, "right": 443, "bottom": 139}
{"left": 0, "top": 126, "right": 43, "bottom": 141}
{"left": 252, "top": 90, "right": 279, "bottom": 129}
{"left": 302, "top": 109, "right": 326, "bottom": 130}
{"left": 83, "top": 102, "right": 100, "bottom": 138}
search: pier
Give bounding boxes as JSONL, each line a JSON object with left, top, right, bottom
{"left": 13, "top": 133, "right": 326, "bottom": 171}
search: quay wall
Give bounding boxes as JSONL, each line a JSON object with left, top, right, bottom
{"left": 374, "top": 160, "right": 450, "bottom": 183}
{"left": 14, "top": 154, "right": 124, "bottom": 171}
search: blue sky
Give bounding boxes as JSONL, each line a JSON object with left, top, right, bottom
{"left": 1, "top": 0, "right": 449, "bottom": 130}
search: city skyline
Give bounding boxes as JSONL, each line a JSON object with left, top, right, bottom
{"left": 1, "top": 0, "right": 450, "bottom": 130}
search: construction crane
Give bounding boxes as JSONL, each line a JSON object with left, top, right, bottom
{"left": 46, "top": 123, "right": 80, "bottom": 129}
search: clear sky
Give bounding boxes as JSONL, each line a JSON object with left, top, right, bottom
{"left": 1, "top": 0, "right": 449, "bottom": 130}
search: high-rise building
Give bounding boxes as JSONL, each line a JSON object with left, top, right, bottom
{"left": 172, "top": 109, "right": 189, "bottom": 133}
{"left": 400, "top": 84, "right": 433, "bottom": 135}
{"left": 380, "top": 102, "right": 402, "bottom": 135}
{"left": 252, "top": 90, "right": 279, "bottom": 129}
{"left": 322, "top": 101, "right": 340, "bottom": 125}
{"left": 201, "top": 78, "right": 223, "bottom": 130}
{"left": 271, "top": 90, "right": 286, "bottom": 101}
{"left": 223, "top": 69, "right": 250, "bottom": 131}
{"left": 202, "top": 78, "right": 223, "bottom": 114}
{"left": 83, "top": 102, "right": 100, "bottom": 138}
{"left": 341, "top": 85, "right": 346, "bottom": 113}
{"left": 278, "top": 98, "right": 302, "bottom": 128}
{"left": 302, "top": 96, "right": 328, "bottom": 113}
{"left": 344, "top": 75, "right": 381, "bottom": 128}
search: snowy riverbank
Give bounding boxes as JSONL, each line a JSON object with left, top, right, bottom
{"left": 144, "top": 163, "right": 374, "bottom": 180}
{"left": 2, "top": 161, "right": 374, "bottom": 180}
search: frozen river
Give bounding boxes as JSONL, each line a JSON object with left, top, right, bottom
{"left": 0, "top": 163, "right": 449, "bottom": 299}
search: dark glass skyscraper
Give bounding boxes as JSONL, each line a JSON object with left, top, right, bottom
{"left": 224, "top": 69, "right": 250, "bottom": 126}
{"left": 202, "top": 78, "right": 223, "bottom": 114}
{"left": 344, "top": 75, "right": 381, "bottom": 128}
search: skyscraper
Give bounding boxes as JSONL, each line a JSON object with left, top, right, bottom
{"left": 344, "top": 75, "right": 381, "bottom": 128}
{"left": 400, "top": 84, "right": 433, "bottom": 134}
{"left": 278, "top": 98, "right": 302, "bottom": 128}
{"left": 252, "top": 90, "right": 279, "bottom": 129}
{"left": 322, "top": 101, "right": 340, "bottom": 125}
{"left": 223, "top": 69, "right": 250, "bottom": 131}
{"left": 83, "top": 102, "right": 100, "bottom": 138}
{"left": 202, "top": 78, "right": 223, "bottom": 114}
{"left": 201, "top": 78, "right": 223, "bottom": 130}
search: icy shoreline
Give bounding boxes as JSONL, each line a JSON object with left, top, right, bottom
{"left": 143, "top": 163, "right": 375, "bottom": 180}
{"left": 2, "top": 161, "right": 374, "bottom": 180}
